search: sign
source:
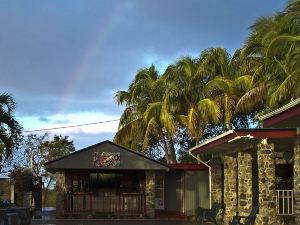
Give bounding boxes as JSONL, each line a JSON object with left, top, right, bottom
{"left": 93, "top": 152, "right": 120, "bottom": 168}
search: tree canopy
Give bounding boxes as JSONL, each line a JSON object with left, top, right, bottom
{"left": 114, "top": 0, "right": 300, "bottom": 163}
{"left": 0, "top": 93, "right": 22, "bottom": 157}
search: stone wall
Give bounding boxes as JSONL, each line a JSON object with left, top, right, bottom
{"left": 224, "top": 155, "right": 237, "bottom": 225}
{"left": 251, "top": 151, "right": 259, "bottom": 208}
{"left": 145, "top": 171, "right": 155, "bottom": 218}
{"left": 255, "top": 141, "right": 281, "bottom": 225}
{"left": 237, "top": 152, "right": 252, "bottom": 216}
{"left": 294, "top": 141, "right": 300, "bottom": 224}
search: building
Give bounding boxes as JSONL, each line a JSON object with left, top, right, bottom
{"left": 45, "top": 140, "right": 209, "bottom": 219}
{"left": 190, "top": 98, "right": 300, "bottom": 225}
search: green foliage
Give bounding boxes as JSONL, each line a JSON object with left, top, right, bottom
{"left": 42, "top": 189, "right": 56, "bottom": 207}
{"left": 0, "top": 93, "right": 22, "bottom": 157}
{"left": 11, "top": 168, "right": 34, "bottom": 193}
{"left": 10, "top": 168, "right": 35, "bottom": 206}
{"left": 22, "top": 133, "right": 75, "bottom": 206}
{"left": 41, "top": 134, "right": 75, "bottom": 161}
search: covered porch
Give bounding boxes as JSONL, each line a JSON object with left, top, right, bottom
{"left": 190, "top": 128, "right": 299, "bottom": 225}
{"left": 63, "top": 170, "right": 150, "bottom": 217}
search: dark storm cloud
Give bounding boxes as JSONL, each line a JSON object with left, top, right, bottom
{"left": 0, "top": 0, "right": 286, "bottom": 118}
{"left": 38, "top": 117, "right": 70, "bottom": 124}
{"left": 38, "top": 117, "right": 50, "bottom": 122}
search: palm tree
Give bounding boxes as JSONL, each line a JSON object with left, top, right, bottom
{"left": 114, "top": 66, "right": 178, "bottom": 163}
{"left": 162, "top": 55, "right": 222, "bottom": 142}
{"left": 241, "top": 0, "right": 300, "bottom": 111}
{"left": 0, "top": 93, "right": 22, "bottom": 156}
{"left": 265, "top": 0, "right": 300, "bottom": 107}
{"left": 199, "top": 48, "right": 241, "bottom": 130}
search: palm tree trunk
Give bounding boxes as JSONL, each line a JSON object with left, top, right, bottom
{"left": 161, "top": 133, "right": 169, "bottom": 163}
{"left": 168, "top": 138, "right": 177, "bottom": 164}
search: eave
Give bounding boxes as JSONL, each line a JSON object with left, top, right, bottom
{"left": 190, "top": 128, "right": 297, "bottom": 155}
{"left": 168, "top": 163, "right": 208, "bottom": 170}
{"left": 259, "top": 98, "right": 300, "bottom": 128}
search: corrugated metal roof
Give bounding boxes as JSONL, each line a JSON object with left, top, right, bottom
{"left": 259, "top": 97, "right": 300, "bottom": 121}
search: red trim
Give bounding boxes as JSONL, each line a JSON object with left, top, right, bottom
{"left": 237, "top": 130, "right": 296, "bottom": 139}
{"left": 168, "top": 163, "right": 208, "bottom": 170}
{"left": 192, "top": 129, "right": 297, "bottom": 154}
{"left": 263, "top": 104, "right": 300, "bottom": 127}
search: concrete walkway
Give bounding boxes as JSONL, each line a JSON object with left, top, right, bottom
{"left": 32, "top": 208, "right": 209, "bottom": 225}
{"left": 31, "top": 219, "right": 201, "bottom": 225}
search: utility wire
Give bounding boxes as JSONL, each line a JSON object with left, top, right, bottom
{"left": 23, "top": 119, "right": 120, "bottom": 133}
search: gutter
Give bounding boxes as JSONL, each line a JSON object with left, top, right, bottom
{"left": 188, "top": 150, "right": 212, "bottom": 209}
{"left": 188, "top": 132, "right": 235, "bottom": 210}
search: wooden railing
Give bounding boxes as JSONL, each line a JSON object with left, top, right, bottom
{"left": 276, "top": 190, "right": 293, "bottom": 215}
{"left": 64, "top": 192, "right": 146, "bottom": 215}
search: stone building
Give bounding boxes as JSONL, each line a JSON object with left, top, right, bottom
{"left": 190, "top": 98, "right": 300, "bottom": 225}
{"left": 45, "top": 140, "right": 209, "bottom": 219}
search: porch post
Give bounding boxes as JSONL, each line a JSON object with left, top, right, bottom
{"left": 255, "top": 140, "right": 281, "bottom": 225}
{"left": 224, "top": 155, "right": 237, "bottom": 225}
{"left": 56, "top": 171, "right": 65, "bottom": 219}
{"left": 210, "top": 157, "right": 223, "bottom": 204}
{"left": 237, "top": 152, "right": 252, "bottom": 216}
{"left": 293, "top": 138, "right": 300, "bottom": 224}
{"left": 145, "top": 171, "right": 155, "bottom": 218}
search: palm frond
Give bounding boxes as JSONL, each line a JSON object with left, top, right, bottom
{"left": 197, "top": 98, "right": 221, "bottom": 124}
{"left": 143, "top": 118, "right": 160, "bottom": 147}
{"left": 187, "top": 107, "right": 202, "bottom": 140}
{"left": 269, "top": 70, "right": 299, "bottom": 108}
{"left": 0, "top": 93, "right": 16, "bottom": 113}
{"left": 235, "top": 84, "right": 267, "bottom": 113}
{"left": 234, "top": 75, "right": 252, "bottom": 93}
{"left": 114, "top": 91, "right": 131, "bottom": 105}
{"left": 143, "top": 102, "right": 162, "bottom": 123}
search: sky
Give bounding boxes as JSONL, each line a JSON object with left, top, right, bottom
{"left": 0, "top": 0, "right": 286, "bottom": 149}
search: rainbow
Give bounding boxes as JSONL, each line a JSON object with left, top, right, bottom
{"left": 57, "top": 1, "right": 129, "bottom": 113}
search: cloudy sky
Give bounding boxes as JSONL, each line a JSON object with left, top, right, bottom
{"left": 0, "top": 0, "right": 286, "bottom": 149}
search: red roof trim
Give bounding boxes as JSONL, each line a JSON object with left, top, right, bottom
{"left": 168, "top": 164, "right": 208, "bottom": 170}
{"left": 191, "top": 129, "right": 297, "bottom": 155}
{"left": 263, "top": 105, "right": 300, "bottom": 127}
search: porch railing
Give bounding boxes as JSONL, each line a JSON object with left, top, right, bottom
{"left": 64, "top": 192, "right": 146, "bottom": 215}
{"left": 276, "top": 190, "right": 293, "bottom": 215}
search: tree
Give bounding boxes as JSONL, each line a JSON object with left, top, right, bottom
{"left": 162, "top": 55, "right": 221, "bottom": 142}
{"left": 23, "top": 133, "right": 75, "bottom": 206}
{"left": 0, "top": 93, "right": 22, "bottom": 156}
{"left": 10, "top": 168, "right": 35, "bottom": 206}
{"left": 114, "top": 65, "right": 178, "bottom": 163}
{"left": 114, "top": 0, "right": 300, "bottom": 161}
{"left": 242, "top": 0, "right": 300, "bottom": 111}
{"left": 115, "top": 49, "right": 260, "bottom": 161}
